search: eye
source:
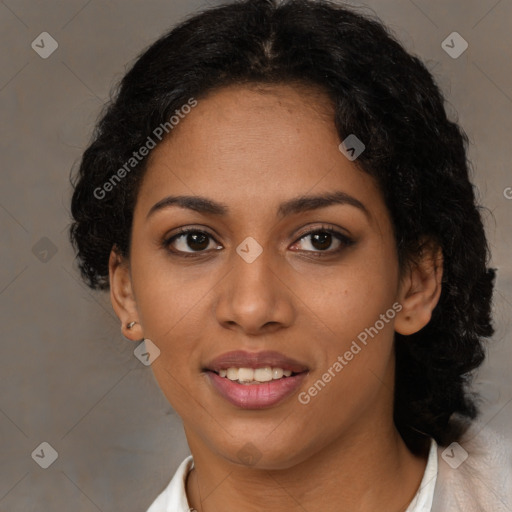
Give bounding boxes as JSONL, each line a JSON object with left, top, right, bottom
{"left": 162, "top": 224, "right": 353, "bottom": 258}
{"left": 290, "top": 225, "right": 353, "bottom": 255}
{"left": 163, "top": 228, "right": 222, "bottom": 255}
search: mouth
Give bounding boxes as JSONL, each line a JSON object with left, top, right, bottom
{"left": 202, "top": 350, "right": 309, "bottom": 409}
{"left": 203, "top": 368, "right": 308, "bottom": 409}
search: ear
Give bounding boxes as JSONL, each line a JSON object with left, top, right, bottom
{"left": 395, "top": 238, "right": 443, "bottom": 336}
{"left": 109, "top": 246, "right": 143, "bottom": 341}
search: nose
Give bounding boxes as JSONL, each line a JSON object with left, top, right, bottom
{"left": 213, "top": 247, "right": 295, "bottom": 336}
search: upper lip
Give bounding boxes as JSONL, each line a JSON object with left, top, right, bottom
{"left": 204, "top": 350, "right": 309, "bottom": 373}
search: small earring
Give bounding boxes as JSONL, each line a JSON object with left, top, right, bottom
{"left": 127, "top": 321, "right": 137, "bottom": 329}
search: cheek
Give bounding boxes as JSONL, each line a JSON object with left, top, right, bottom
{"left": 289, "top": 235, "right": 399, "bottom": 396}
{"left": 290, "top": 236, "right": 399, "bottom": 338}
{"left": 129, "top": 248, "right": 217, "bottom": 395}
{"left": 130, "top": 243, "right": 212, "bottom": 336}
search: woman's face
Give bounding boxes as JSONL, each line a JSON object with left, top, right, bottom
{"left": 118, "top": 83, "right": 409, "bottom": 469}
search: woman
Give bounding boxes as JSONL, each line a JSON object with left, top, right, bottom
{"left": 69, "top": 0, "right": 511, "bottom": 510}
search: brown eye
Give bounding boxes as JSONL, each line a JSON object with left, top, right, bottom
{"left": 165, "top": 229, "right": 221, "bottom": 254}
{"left": 291, "top": 227, "right": 354, "bottom": 255}
{"left": 310, "top": 232, "right": 334, "bottom": 251}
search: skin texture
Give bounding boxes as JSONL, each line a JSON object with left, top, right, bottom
{"left": 109, "top": 83, "right": 443, "bottom": 512}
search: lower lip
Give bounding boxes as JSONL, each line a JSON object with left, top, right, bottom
{"left": 205, "top": 371, "right": 308, "bottom": 409}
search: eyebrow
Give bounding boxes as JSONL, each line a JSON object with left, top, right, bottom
{"left": 146, "top": 191, "right": 369, "bottom": 220}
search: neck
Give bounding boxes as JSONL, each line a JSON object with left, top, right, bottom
{"left": 185, "top": 422, "right": 429, "bottom": 512}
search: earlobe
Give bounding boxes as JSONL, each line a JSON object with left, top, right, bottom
{"left": 395, "top": 240, "right": 443, "bottom": 336}
{"left": 109, "top": 247, "right": 143, "bottom": 340}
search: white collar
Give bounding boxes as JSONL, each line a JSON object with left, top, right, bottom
{"left": 405, "top": 439, "right": 438, "bottom": 512}
{"left": 145, "top": 455, "right": 194, "bottom": 512}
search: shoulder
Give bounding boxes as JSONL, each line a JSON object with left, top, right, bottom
{"left": 431, "top": 422, "right": 512, "bottom": 511}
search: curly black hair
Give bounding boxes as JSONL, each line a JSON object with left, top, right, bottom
{"left": 69, "top": 0, "right": 495, "bottom": 452}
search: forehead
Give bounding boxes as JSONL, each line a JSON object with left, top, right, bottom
{"left": 135, "top": 83, "right": 383, "bottom": 222}
{"left": 147, "top": 82, "right": 337, "bottom": 168}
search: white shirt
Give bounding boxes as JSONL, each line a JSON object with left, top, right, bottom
{"left": 146, "top": 440, "right": 439, "bottom": 512}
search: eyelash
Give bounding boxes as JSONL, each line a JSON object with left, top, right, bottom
{"left": 162, "top": 225, "right": 354, "bottom": 259}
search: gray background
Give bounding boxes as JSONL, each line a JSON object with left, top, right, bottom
{"left": 1, "top": 0, "right": 511, "bottom": 510}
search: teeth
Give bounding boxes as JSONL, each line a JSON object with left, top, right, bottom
{"left": 254, "top": 367, "right": 273, "bottom": 382}
{"left": 227, "top": 367, "right": 238, "bottom": 380}
{"left": 239, "top": 367, "right": 255, "bottom": 382}
{"left": 218, "top": 367, "right": 295, "bottom": 383}
{"left": 272, "top": 368, "right": 284, "bottom": 379}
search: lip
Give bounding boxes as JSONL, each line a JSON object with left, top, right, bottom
{"left": 203, "top": 350, "right": 309, "bottom": 373}
{"left": 205, "top": 370, "right": 308, "bottom": 409}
